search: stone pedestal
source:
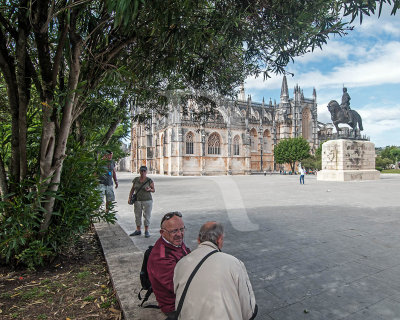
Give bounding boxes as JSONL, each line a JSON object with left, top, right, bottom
{"left": 317, "top": 139, "right": 380, "bottom": 181}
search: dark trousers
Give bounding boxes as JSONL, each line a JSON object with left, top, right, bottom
{"left": 300, "top": 175, "right": 304, "bottom": 184}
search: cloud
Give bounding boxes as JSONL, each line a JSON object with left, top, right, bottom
{"left": 317, "top": 103, "right": 332, "bottom": 123}
{"left": 245, "top": 5, "right": 400, "bottom": 92}
{"left": 292, "top": 40, "right": 355, "bottom": 64}
{"left": 355, "top": 6, "right": 400, "bottom": 37}
{"left": 246, "top": 41, "right": 400, "bottom": 91}
{"left": 245, "top": 74, "right": 282, "bottom": 90}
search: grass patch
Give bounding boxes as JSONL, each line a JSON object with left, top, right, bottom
{"left": 40, "top": 279, "right": 52, "bottom": 285}
{"left": 21, "top": 287, "right": 48, "bottom": 300}
{"left": 76, "top": 270, "right": 91, "bottom": 279}
{"left": 1, "top": 292, "right": 12, "bottom": 299}
{"left": 382, "top": 169, "right": 400, "bottom": 173}
{"left": 84, "top": 295, "right": 96, "bottom": 302}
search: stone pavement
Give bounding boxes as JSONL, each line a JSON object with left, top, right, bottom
{"left": 96, "top": 172, "right": 400, "bottom": 320}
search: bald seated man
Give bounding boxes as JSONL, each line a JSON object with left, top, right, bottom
{"left": 173, "top": 222, "right": 258, "bottom": 320}
{"left": 147, "top": 212, "right": 190, "bottom": 317}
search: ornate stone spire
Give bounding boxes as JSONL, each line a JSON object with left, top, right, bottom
{"left": 312, "top": 87, "right": 317, "bottom": 102}
{"left": 280, "top": 75, "right": 289, "bottom": 104}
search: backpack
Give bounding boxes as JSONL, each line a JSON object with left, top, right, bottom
{"left": 138, "top": 245, "right": 159, "bottom": 308}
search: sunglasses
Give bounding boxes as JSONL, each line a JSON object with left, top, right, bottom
{"left": 162, "top": 226, "right": 186, "bottom": 235}
{"left": 160, "top": 211, "right": 182, "bottom": 226}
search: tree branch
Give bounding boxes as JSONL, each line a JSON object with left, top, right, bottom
{"left": 0, "top": 12, "right": 18, "bottom": 40}
{"left": 94, "top": 36, "right": 136, "bottom": 63}
{"left": 102, "top": 118, "right": 122, "bottom": 145}
{"left": 16, "top": 0, "right": 30, "bottom": 180}
{"left": 39, "top": 0, "right": 56, "bottom": 33}
{"left": 26, "top": 53, "right": 44, "bottom": 101}
{"left": 51, "top": 13, "right": 68, "bottom": 88}
{"left": 0, "top": 27, "right": 20, "bottom": 187}
{"left": 0, "top": 153, "right": 8, "bottom": 199}
{"left": 33, "top": 0, "right": 53, "bottom": 100}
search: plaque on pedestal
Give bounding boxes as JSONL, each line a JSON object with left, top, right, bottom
{"left": 317, "top": 139, "right": 380, "bottom": 181}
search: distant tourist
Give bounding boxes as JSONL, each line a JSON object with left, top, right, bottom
{"left": 129, "top": 166, "right": 155, "bottom": 238}
{"left": 98, "top": 150, "right": 118, "bottom": 212}
{"left": 300, "top": 166, "right": 305, "bottom": 184}
{"left": 173, "top": 221, "right": 258, "bottom": 320}
{"left": 147, "top": 212, "right": 190, "bottom": 317}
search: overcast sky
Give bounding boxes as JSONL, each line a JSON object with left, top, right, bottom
{"left": 244, "top": 6, "right": 400, "bottom": 148}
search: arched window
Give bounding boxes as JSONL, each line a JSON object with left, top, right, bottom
{"left": 186, "top": 132, "right": 194, "bottom": 155}
{"left": 263, "top": 130, "right": 271, "bottom": 152}
{"left": 160, "top": 134, "right": 164, "bottom": 157}
{"left": 250, "top": 128, "right": 257, "bottom": 152}
{"left": 208, "top": 133, "right": 221, "bottom": 155}
{"left": 163, "top": 132, "right": 167, "bottom": 156}
{"left": 302, "top": 108, "right": 312, "bottom": 141}
{"left": 233, "top": 135, "right": 240, "bottom": 156}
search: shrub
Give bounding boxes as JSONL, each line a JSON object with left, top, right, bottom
{"left": 0, "top": 145, "right": 117, "bottom": 269}
{"left": 0, "top": 178, "right": 57, "bottom": 268}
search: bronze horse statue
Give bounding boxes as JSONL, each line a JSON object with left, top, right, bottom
{"left": 327, "top": 100, "right": 363, "bottom": 134}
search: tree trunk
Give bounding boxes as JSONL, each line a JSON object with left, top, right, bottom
{"left": 102, "top": 119, "right": 122, "bottom": 145}
{"left": 75, "top": 119, "right": 85, "bottom": 145}
{"left": 16, "top": 19, "right": 29, "bottom": 181}
{"left": 40, "top": 23, "right": 82, "bottom": 231}
{"left": 102, "top": 96, "right": 127, "bottom": 145}
{"left": 0, "top": 29, "right": 20, "bottom": 190}
{"left": 0, "top": 154, "right": 8, "bottom": 199}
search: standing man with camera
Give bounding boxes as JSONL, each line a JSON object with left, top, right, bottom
{"left": 128, "top": 165, "right": 155, "bottom": 238}
{"left": 99, "top": 150, "right": 118, "bottom": 212}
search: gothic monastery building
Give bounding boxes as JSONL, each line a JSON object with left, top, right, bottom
{"left": 131, "top": 76, "right": 319, "bottom": 175}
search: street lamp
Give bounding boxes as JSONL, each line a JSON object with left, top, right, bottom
{"left": 258, "top": 127, "right": 263, "bottom": 172}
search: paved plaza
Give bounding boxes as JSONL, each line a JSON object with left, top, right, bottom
{"left": 97, "top": 172, "right": 400, "bottom": 320}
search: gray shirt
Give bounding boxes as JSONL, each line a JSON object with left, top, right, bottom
{"left": 99, "top": 160, "right": 115, "bottom": 186}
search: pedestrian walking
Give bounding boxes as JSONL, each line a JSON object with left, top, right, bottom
{"left": 300, "top": 166, "right": 305, "bottom": 184}
{"left": 128, "top": 166, "right": 155, "bottom": 238}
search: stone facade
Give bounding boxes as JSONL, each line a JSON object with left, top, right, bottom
{"left": 131, "top": 76, "right": 319, "bottom": 175}
{"left": 317, "top": 139, "right": 380, "bottom": 181}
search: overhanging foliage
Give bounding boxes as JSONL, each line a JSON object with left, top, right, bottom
{"left": 0, "top": 0, "right": 399, "bottom": 267}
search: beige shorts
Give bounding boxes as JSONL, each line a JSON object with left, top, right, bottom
{"left": 99, "top": 184, "right": 115, "bottom": 202}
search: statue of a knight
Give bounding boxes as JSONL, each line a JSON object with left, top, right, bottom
{"left": 341, "top": 87, "right": 353, "bottom": 123}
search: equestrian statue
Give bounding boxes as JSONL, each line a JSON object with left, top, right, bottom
{"left": 327, "top": 87, "right": 363, "bottom": 135}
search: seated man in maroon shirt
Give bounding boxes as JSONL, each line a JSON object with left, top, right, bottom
{"left": 147, "top": 212, "right": 190, "bottom": 317}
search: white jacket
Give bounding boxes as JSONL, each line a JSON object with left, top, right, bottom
{"left": 173, "top": 241, "right": 257, "bottom": 320}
